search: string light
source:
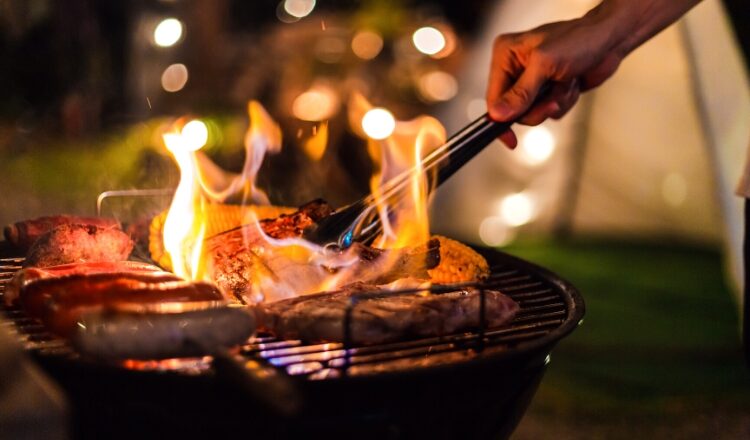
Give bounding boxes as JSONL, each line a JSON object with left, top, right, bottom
{"left": 412, "top": 27, "right": 446, "bottom": 56}
{"left": 518, "top": 126, "right": 555, "bottom": 166}
{"left": 479, "top": 216, "right": 515, "bottom": 247}
{"left": 292, "top": 85, "right": 339, "bottom": 121}
{"left": 499, "top": 192, "right": 535, "bottom": 226}
{"left": 153, "top": 18, "right": 183, "bottom": 47}
{"left": 362, "top": 108, "right": 396, "bottom": 140}
{"left": 284, "top": 0, "right": 316, "bottom": 18}
{"left": 352, "top": 30, "right": 383, "bottom": 60}
{"left": 181, "top": 120, "right": 208, "bottom": 151}
{"left": 417, "top": 70, "right": 458, "bottom": 102}
{"left": 161, "top": 63, "right": 189, "bottom": 92}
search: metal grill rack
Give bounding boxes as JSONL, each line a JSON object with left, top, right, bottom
{"left": 0, "top": 244, "right": 582, "bottom": 379}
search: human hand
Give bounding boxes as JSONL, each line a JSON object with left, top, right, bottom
{"left": 487, "top": 10, "right": 628, "bottom": 148}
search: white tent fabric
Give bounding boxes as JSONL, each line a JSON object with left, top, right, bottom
{"left": 431, "top": 0, "right": 750, "bottom": 305}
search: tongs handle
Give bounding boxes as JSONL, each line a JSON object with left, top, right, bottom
{"left": 433, "top": 82, "right": 552, "bottom": 187}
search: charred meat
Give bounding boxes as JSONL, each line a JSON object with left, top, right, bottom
{"left": 24, "top": 223, "right": 134, "bottom": 268}
{"left": 208, "top": 228, "right": 440, "bottom": 303}
{"left": 255, "top": 283, "right": 519, "bottom": 345}
{"left": 20, "top": 274, "right": 223, "bottom": 336}
{"left": 5, "top": 215, "right": 121, "bottom": 252}
{"left": 4, "top": 261, "right": 164, "bottom": 306}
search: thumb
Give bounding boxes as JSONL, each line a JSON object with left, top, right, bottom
{"left": 489, "top": 68, "right": 547, "bottom": 122}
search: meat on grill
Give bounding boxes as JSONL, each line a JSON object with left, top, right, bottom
{"left": 205, "top": 199, "right": 441, "bottom": 303}
{"left": 73, "top": 306, "right": 255, "bottom": 360}
{"left": 255, "top": 283, "right": 519, "bottom": 345}
{"left": 4, "top": 215, "right": 121, "bottom": 252}
{"left": 24, "top": 223, "right": 134, "bottom": 268}
{"left": 208, "top": 234, "right": 440, "bottom": 303}
{"left": 4, "top": 261, "right": 164, "bottom": 306}
{"left": 20, "top": 274, "right": 223, "bottom": 337}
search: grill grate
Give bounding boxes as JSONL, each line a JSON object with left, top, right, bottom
{"left": 0, "top": 248, "right": 576, "bottom": 379}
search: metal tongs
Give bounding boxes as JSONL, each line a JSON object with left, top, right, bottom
{"left": 304, "top": 88, "right": 550, "bottom": 248}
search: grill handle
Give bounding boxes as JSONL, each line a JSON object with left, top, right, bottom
{"left": 212, "top": 350, "right": 302, "bottom": 416}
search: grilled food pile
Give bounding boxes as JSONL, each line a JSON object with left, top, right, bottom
{"left": 2, "top": 201, "right": 517, "bottom": 359}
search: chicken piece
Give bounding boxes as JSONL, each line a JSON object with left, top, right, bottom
{"left": 24, "top": 223, "right": 134, "bottom": 268}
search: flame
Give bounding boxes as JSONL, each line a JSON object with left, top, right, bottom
{"left": 162, "top": 125, "right": 207, "bottom": 280}
{"left": 303, "top": 121, "right": 328, "bottom": 161}
{"left": 162, "top": 102, "right": 282, "bottom": 281}
{"left": 348, "top": 92, "right": 446, "bottom": 250}
{"left": 161, "top": 93, "right": 446, "bottom": 302}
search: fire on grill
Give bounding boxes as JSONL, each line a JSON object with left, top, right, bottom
{"left": 1, "top": 98, "right": 526, "bottom": 360}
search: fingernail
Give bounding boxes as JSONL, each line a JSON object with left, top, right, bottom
{"left": 491, "top": 102, "right": 512, "bottom": 120}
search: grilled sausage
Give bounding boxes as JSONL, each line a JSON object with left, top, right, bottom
{"left": 4, "top": 215, "right": 121, "bottom": 252}
{"left": 19, "top": 272, "right": 185, "bottom": 318}
{"left": 39, "top": 275, "right": 224, "bottom": 336}
{"left": 4, "top": 261, "right": 164, "bottom": 306}
{"left": 24, "top": 223, "right": 134, "bottom": 268}
{"left": 73, "top": 306, "right": 255, "bottom": 360}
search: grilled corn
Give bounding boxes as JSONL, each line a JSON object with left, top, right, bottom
{"left": 428, "top": 235, "right": 489, "bottom": 283}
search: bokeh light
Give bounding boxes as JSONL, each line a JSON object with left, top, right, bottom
{"left": 417, "top": 70, "right": 458, "bottom": 102}
{"left": 412, "top": 27, "right": 446, "bottom": 56}
{"left": 181, "top": 120, "right": 208, "bottom": 151}
{"left": 284, "top": 0, "right": 316, "bottom": 18}
{"left": 292, "top": 85, "right": 340, "bottom": 121}
{"left": 362, "top": 108, "right": 396, "bottom": 140}
{"left": 661, "top": 172, "right": 688, "bottom": 207}
{"left": 479, "top": 216, "right": 516, "bottom": 247}
{"left": 161, "top": 63, "right": 189, "bottom": 92}
{"left": 499, "top": 192, "right": 535, "bottom": 226}
{"left": 351, "top": 30, "right": 384, "bottom": 60}
{"left": 518, "top": 126, "right": 555, "bottom": 166}
{"left": 153, "top": 18, "right": 183, "bottom": 48}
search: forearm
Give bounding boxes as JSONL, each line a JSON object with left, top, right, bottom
{"left": 587, "top": 0, "right": 703, "bottom": 58}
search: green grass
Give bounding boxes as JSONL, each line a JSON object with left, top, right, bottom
{"left": 504, "top": 239, "right": 750, "bottom": 422}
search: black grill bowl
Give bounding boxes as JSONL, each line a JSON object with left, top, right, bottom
{"left": 0, "top": 243, "right": 584, "bottom": 440}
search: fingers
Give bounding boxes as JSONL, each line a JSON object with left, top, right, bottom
{"left": 519, "top": 79, "right": 580, "bottom": 124}
{"left": 486, "top": 35, "right": 520, "bottom": 120}
{"left": 497, "top": 129, "right": 518, "bottom": 149}
{"left": 489, "top": 64, "right": 548, "bottom": 122}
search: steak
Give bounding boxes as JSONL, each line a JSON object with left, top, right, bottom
{"left": 255, "top": 283, "right": 519, "bottom": 345}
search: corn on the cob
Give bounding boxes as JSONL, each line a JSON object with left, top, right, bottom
{"left": 149, "top": 204, "right": 294, "bottom": 270}
{"left": 428, "top": 235, "right": 489, "bottom": 284}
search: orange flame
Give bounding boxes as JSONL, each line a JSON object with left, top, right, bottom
{"left": 348, "top": 93, "right": 446, "bottom": 249}
{"left": 162, "top": 102, "right": 282, "bottom": 281}
{"left": 162, "top": 94, "right": 446, "bottom": 300}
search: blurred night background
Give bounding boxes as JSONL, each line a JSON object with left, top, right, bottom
{"left": 1, "top": 0, "right": 750, "bottom": 438}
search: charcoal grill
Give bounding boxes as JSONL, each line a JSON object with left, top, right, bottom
{"left": 0, "top": 241, "right": 584, "bottom": 439}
